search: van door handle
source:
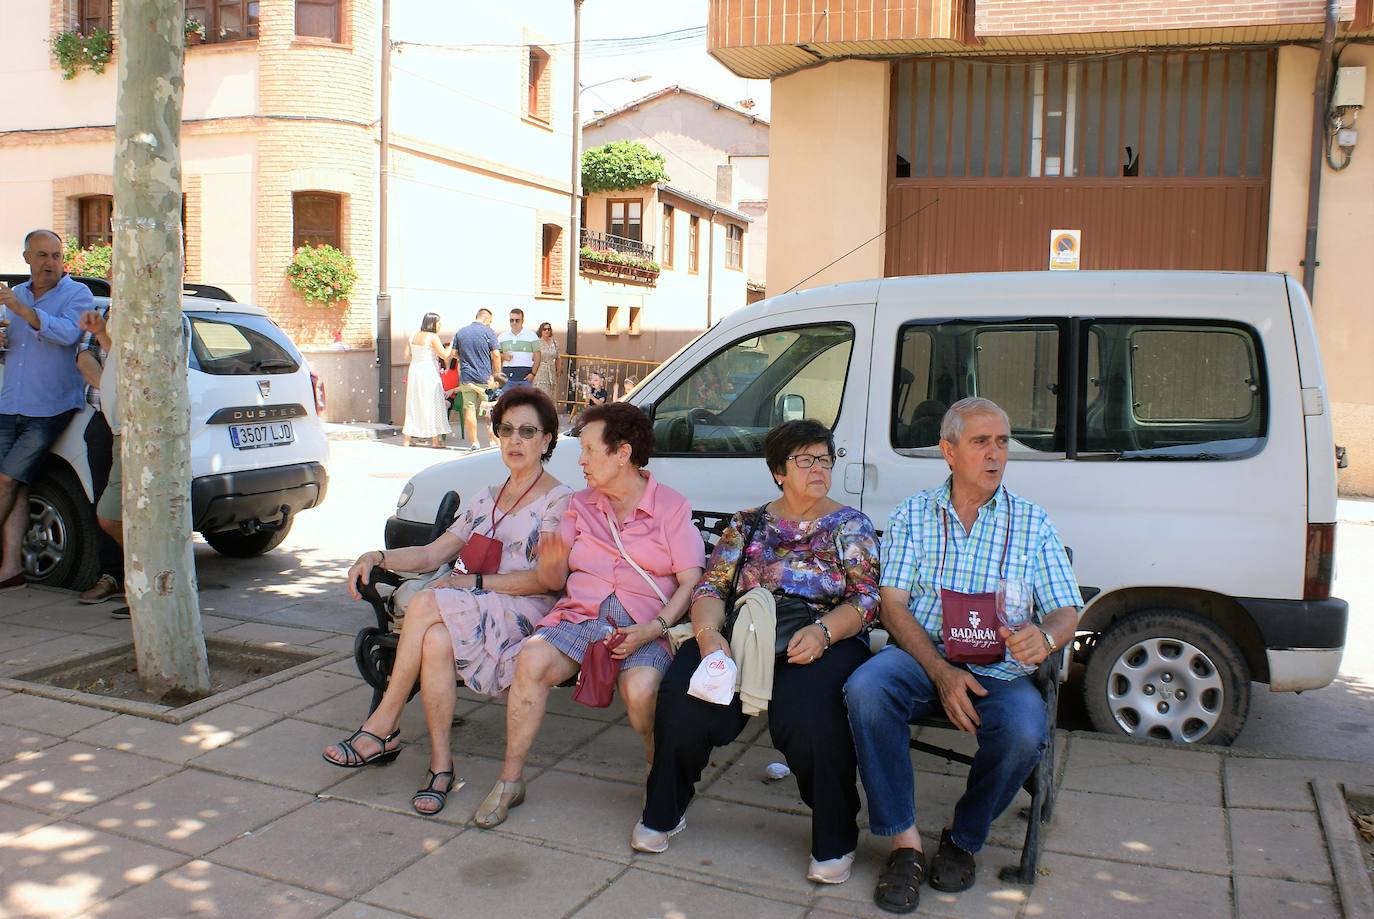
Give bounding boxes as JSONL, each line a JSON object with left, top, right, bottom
{"left": 843, "top": 463, "right": 863, "bottom": 494}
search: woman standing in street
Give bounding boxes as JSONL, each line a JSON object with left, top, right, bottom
{"left": 533, "top": 321, "right": 560, "bottom": 408}
{"left": 403, "top": 312, "right": 453, "bottom": 448}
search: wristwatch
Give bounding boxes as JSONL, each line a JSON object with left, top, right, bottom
{"left": 1036, "top": 625, "right": 1058, "bottom": 654}
{"left": 474, "top": 573, "right": 484, "bottom": 590}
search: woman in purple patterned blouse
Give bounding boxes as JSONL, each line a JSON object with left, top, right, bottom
{"left": 632, "top": 419, "right": 881, "bottom": 887}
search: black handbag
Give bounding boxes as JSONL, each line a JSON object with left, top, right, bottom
{"left": 722, "top": 508, "right": 821, "bottom": 657}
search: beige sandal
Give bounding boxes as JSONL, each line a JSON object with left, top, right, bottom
{"left": 474, "top": 778, "right": 525, "bottom": 828}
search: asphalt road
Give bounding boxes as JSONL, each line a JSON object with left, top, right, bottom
{"left": 192, "top": 436, "right": 1374, "bottom": 763}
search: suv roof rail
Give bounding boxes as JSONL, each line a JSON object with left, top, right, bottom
{"left": 182, "top": 283, "right": 236, "bottom": 302}
{"left": 0, "top": 274, "right": 111, "bottom": 297}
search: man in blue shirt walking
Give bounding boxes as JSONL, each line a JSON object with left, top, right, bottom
{"left": 0, "top": 230, "right": 91, "bottom": 590}
{"left": 449, "top": 308, "right": 501, "bottom": 450}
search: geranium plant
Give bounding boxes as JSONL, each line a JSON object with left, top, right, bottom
{"left": 581, "top": 141, "right": 669, "bottom": 194}
{"left": 63, "top": 239, "right": 113, "bottom": 279}
{"left": 286, "top": 244, "right": 357, "bottom": 306}
{"left": 185, "top": 16, "right": 207, "bottom": 42}
{"left": 50, "top": 27, "right": 113, "bottom": 80}
{"left": 579, "top": 245, "right": 660, "bottom": 274}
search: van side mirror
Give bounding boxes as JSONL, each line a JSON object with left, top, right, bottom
{"left": 780, "top": 393, "right": 805, "bottom": 422}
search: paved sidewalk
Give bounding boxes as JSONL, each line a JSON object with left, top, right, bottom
{"left": 1, "top": 587, "right": 1372, "bottom": 918}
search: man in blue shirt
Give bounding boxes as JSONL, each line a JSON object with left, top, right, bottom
{"left": 0, "top": 230, "right": 91, "bottom": 590}
{"left": 843, "top": 398, "right": 1082, "bottom": 912}
{"left": 449, "top": 308, "right": 501, "bottom": 450}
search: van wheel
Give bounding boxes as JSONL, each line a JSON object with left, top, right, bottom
{"left": 1083, "top": 608, "right": 1250, "bottom": 746}
{"left": 202, "top": 520, "right": 292, "bottom": 558}
{"left": 25, "top": 467, "right": 100, "bottom": 590}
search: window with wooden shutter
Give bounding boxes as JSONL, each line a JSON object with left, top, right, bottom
{"left": 293, "top": 192, "right": 342, "bottom": 250}
{"left": 78, "top": 0, "right": 111, "bottom": 34}
{"left": 296, "top": 0, "right": 340, "bottom": 41}
{"left": 661, "top": 204, "right": 675, "bottom": 269}
{"left": 78, "top": 196, "right": 113, "bottom": 249}
{"left": 608, "top": 199, "right": 642, "bottom": 242}
{"left": 526, "top": 47, "right": 551, "bottom": 122}
{"left": 185, "top": 0, "right": 260, "bottom": 43}
{"left": 725, "top": 224, "right": 743, "bottom": 270}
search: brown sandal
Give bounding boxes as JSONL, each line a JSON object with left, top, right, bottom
{"left": 874, "top": 847, "right": 927, "bottom": 914}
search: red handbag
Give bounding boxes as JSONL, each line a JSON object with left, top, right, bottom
{"left": 440, "top": 366, "right": 459, "bottom": 392}
{"left": 573, "top": 623, "right": 625, "bottom": 708}
{"left": 453, "top": 474, "right": 544, "bottom": 578}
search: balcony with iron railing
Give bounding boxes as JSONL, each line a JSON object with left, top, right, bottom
{"left": 579, "top": 228, "right": 660, "bottom": 284}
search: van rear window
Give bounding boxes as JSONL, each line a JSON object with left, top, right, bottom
{"left": 187, "top": 313, "right": 301, "bottom": 376}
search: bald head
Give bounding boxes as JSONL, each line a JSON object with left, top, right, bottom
{"left": 23, "top": 229, "right": 60, "bottom": 253}
{"left": 22, "top": 229, "right": 65, "bottom": 294}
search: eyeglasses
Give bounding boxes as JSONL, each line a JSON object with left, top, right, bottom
{"left": 495, "top": 423, "right": 543, "bottom": 440}
{"left": 788, "top": 453, "right": 835, "bottom": 470}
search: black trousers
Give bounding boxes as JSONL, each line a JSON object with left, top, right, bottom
{"left": 642, "top": 635, "right": 870, "bottom": 860}
{"left": 83, "top": 412, "right": 123, "bottom": 583}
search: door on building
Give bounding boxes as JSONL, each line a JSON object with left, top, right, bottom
{"left": 884, "top": 50, "right": 1276, "bottom": 275}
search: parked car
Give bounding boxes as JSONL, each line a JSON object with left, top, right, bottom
{"left": 0, "top": 275, "right": 329, "bottom": 589}
{"left": 383, "top": 270, "right": 1346, "bottom": 747}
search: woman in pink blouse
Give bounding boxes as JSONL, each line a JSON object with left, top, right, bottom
{"left": 474, "top": 402, "right": 705, "bottom": 828}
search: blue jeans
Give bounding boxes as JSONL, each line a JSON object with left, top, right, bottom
{"left": 0, "top": 411, "right": 77, "bottom": 484}
{"left": 843, "top": 646, "right": 1047, "bottom": 852}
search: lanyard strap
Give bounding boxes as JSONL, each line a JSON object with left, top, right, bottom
{"left": 937, "top": 493, "right": 1013, "bottom": 588}
{"left": 489, "top": 471, "right": 543, "bottom": 537}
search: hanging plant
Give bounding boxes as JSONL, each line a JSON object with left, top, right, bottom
{"left": 286, "top": 244, "right": 357, "bottom": 306}
{"left": 581, "top": 141, "right": 669, "bottom": 194}
{"left": 50, "top": 27, "right": 113, "bottom": 80}
{"left": 63, "top": 239, "right": 113, "bottom": 279}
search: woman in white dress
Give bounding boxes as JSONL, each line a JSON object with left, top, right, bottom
{"left": 403, "top": 312, "right": 453, "bottom": 448}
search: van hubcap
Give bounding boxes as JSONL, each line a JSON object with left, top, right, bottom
{"left": 22, "top": 496, "right": 67, "bottom": 579}
{"left": 1105, "top": 637, "right": 1224, "bottom": 743}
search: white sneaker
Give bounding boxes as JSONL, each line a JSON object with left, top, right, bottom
{"left": 807, "top": 851, "right": 855, "bottom": 885}
{"left": 630, "top": 817, "right": 686, "bottom": 853}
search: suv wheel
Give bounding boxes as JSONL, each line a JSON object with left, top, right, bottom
{"left": 25, "top": 466, "right": 100, "bottom": 590}
{"left": 1083, "top": 607, "right": 1250, "bottom": 746}
{"left": 203, "top": 519, "right": 293, "bottom": 557}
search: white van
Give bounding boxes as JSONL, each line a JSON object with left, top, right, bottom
{"left": 386, "top": 270, "right": 1346, "bottom": 746}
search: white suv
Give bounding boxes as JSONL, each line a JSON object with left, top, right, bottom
{"left": 0, "top": 275, "right": 329, "bottom": 589}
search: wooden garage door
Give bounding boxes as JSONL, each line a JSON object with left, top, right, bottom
{"left": 884, "top": 50, "right": 1276, "bottom": 275}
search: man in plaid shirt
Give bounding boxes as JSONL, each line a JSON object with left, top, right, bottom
{"left": 844, "top": 398, "right": 1082, "bottom": 913}
{"left": 75, "top": 304, "right": 124, "bottom": 605}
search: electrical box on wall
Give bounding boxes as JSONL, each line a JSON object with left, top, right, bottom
{"left": 1332, "top": 67, "right": 1366, "bottom": 110}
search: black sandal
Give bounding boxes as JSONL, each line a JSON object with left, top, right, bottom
{"left": 928, "top": 828, "right": 977, "bottom": 892}
{"left": 411, "top": 769, "right": 455, "bottom": 816}
{"left": 874, "top": 847, "right": 927, "bottom": 914}
{"left": 322, "top": 727, "right": 401, "bottom": 768}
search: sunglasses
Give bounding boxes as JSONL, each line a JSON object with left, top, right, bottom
{"left": 495, "top": 423, "right": 544, "bottom": 440}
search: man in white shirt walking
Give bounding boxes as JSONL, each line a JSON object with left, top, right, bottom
{"left": 497, "top": 308, "right": 540, "bottom": 393}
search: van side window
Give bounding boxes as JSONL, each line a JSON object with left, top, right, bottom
{"left": 1083, "top": 322, "right": 1265, "bottom": 458}
{"left": 892, "top": 321, "right": 1062, "bottom": 454}
{"left": 653, "top": 324, "right": 854, "bottom": 456}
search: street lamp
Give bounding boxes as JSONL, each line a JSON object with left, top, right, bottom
{"left": 566, "top": 6, "right": 649, "bottom": 360}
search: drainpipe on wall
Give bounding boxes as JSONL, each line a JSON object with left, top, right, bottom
{"left": 375, "top": 0, "right": 393, "bottom": 424}
{"left": 706, "top": 209, "right": 717, "bottom": 327}
{"left": 1302, "top": 0, "right": 1339, "bottom": 302}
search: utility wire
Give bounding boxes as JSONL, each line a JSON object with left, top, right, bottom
{"left": 395, "top": 26, "right": 706, "bottom": 56}
{"left": 781, "top": 198, "right": 941, "bottom": 295}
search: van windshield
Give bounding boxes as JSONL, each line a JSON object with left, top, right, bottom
{"left": 652, "top": 324, "right": 854, "bottom": 455}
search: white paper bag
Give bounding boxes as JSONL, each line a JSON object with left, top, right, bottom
{"left": 687, "top": 650, "right": 738, "bottom": 706}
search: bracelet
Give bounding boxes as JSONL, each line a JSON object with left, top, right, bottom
{"left": 695, "top": 624, "right": 721, "bottom": 640}
{"left": 816, "top": 620, "right": 833, "bottom": 649}
{"left": 654, "top": 615, "right": 669, "bottom": 639}
{"left": 377, "top": 549, "right": 386, "bottom": 568}
{"left": 474, "top": 573, "right": 483, "bottom": 590}
{"left": 1036, "top": 624, "right": 1058, "bottom": 654}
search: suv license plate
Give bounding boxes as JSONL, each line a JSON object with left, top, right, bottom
{"left": 229, "top": 421, "right": 295, "bottom": 450}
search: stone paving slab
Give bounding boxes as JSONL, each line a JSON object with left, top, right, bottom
{"left": 496, "top": 769, "right": 642, "bottom": 857}
{"left": 0, "top": 694, "right": 117, "bottom": 738}
{"left": 212, "top": 798, "right": 457, "bottom": 899}
{"left": 189, "top": 718, "right": 368, "bottom": 794}
{"left": 0, "top": 800, "right": 57, "bottom": 843}
{"left": 235, "top": 667, "right": 363, "bottom": 716}
{"left": 1224, "top": 755, "right": 1374, "bottom": 811}
{"left": 73, "top": 769, "right": 313, "bottom": 857}
{"left": 1233, "top": 875, "right": 1342, "bottom": 918}
{"left": 0, "top": 603, "right": 125, "bottom": 635}
{"left": 0, "top": 633, "right": 128, "bottom": 678}
{"left": 0, "top": 724, "right": 66, "bottom": 766}
{"left": 362, "top": 831, "right": 622, "bottom": 919}
{"left": 0, "top": 742, "right": 180, "bottom": 817}
{"left": 0, "top": 820, "right": 187, "bottom": 919}
{"left": 69, "top": 703, "right": 279, "bottom": 765}
{"left": 1061, "top": 734, "right": 1223, "bottom": 807}
{"left": 811, "top": 841, "right": 1028, "bottom": 918}
{"left": 444, "top": 702, "right": 612, "bottom": 766}
{"left": 293, "top": 682, "right": 485, "bottom": 740}
{"left": 92, "top": 858, "right": 341, "bottom": 919}
{"left": 0, "top": 587, "right": 71, "bottom": 614}
{"left": 0, "top": 625, "right": 75, "bottom": 655}
{"left": 1229, "top": 807, "right": 1333, "bottom": 883}
{"left": 323, "top": 903, "right": 413, "bottom": 919}
{"left": 1025, "top": 851, "right": 1234, "bottom": 917}
{"left": 213, "top": 621, "right": 340, "bottom": 648}
{"left": 1045, "top": 789, "right": 1230, "bottom": 874}
{"left": 322, "top": 749, "right": 497, "bottom": 827}
{"left": 573, "top": 866, "right": 807, "bottom": 918}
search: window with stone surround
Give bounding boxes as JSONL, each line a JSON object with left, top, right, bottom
{"left": 526, "top": 46, "right": 551, "bottom": 123}
{"left": 78, "top": 195, "right": 113, "bottom": 248}
{"left": 293, "top": 192, "right": 342, "bottom": 250}
{"left": 296, "top": 0, "right": 340, "bottom": 42}
{"left": 186, "top": 0, "right": 260, "bottom": 43}
{"left": 540, "top": 223, "right": 563, "bottom": 295}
